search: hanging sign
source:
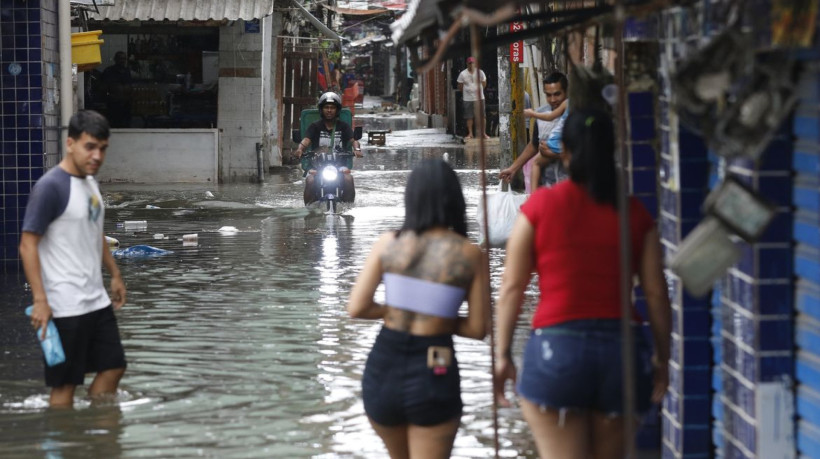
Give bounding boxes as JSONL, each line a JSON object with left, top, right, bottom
{"left": 510, "top": 21, "right": 523, "bottom": 63}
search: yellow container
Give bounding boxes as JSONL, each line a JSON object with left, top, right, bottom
{"left": 71, "top": 30, "right": 104, "bottom": 72}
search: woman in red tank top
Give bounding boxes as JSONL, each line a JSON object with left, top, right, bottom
{"left": 494, "top": 109, "right": 671, "bottom": 458}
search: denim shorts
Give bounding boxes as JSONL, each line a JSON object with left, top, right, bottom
{"left": 517, "top": 319, "right": 653, "bottom": 415}
{"left": 362, "top": 327, "right": 462, "bottom": 426}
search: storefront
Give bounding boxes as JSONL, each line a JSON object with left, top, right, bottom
{"left": 78, "top": 0, "right": 279, "bottom": 183}
{"left": 83, "top": 23, "right": 220, "bottom": 129}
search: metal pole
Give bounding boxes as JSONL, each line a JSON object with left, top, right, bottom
{"left": 470, "top": 23, "right": 499, "bottom": 459}
{"left": 613, "top": 5, "right": 636, "bottom": 458}
{"left": 59, "top": 0, "right": 73, "bottom": 159}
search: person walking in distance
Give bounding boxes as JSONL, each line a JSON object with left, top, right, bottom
{"left": 348, "top": 159, "right": 489, "bottom": 458}
{"left": 19, "top": 110, "right": 128, "bottom": 408}
{"left": 456, "top": 57, "right": 489, "bottom": 139}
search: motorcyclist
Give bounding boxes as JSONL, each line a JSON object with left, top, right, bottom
{"left": 294, "top": 92, "right": 363, "bottom": 205}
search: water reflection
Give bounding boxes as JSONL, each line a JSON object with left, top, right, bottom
{"left": 0, "top": 137, "right": 542, "bottom": 457}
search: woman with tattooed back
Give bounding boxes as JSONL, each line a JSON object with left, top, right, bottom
{"left": 348, "top": 159, "right": 489, "bottom": 458}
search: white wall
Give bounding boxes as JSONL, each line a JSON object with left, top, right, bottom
{"left": 96, "top": 129, "right": 218, "bottom": 183}
{"left": 218, "top": 21, "right": 265, "bottom": 182}
{"left": 269, "top": 13, "right": 284, "bottom": 167}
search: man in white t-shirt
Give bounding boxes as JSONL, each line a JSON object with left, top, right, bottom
{"left": 456, "top": 57, "right": 489, "bottom": 139}
{"left": 19, "top": 110, "right": 127, "bottom": 408}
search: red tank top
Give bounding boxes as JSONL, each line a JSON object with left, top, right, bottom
{"left": 520, "top": 180, "right": 655, "bottom": 329}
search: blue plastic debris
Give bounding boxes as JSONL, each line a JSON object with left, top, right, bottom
{"left": 112, "top": 245, "right": 174, "bottom": 258}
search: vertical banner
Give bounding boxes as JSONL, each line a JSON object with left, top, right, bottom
{"left": 510, "top": 21, "right": 523, "bottom": 63}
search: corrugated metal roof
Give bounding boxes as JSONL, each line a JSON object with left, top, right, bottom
{"left": 89, "top": 0, "right": 276, "bottom": 22}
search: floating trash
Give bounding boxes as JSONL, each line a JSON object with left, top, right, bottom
{"left": 218, "top": 226, "right": 238, "bottom": 233}
{"left": 205, "top": 191, "right": 215, "bottom": 198}
{"left": 145, "top": 205, "right": 160, "bottom": 209}
{"left": 123, "top": 220, "right": 147, "bottom": 232}
{"left": 112, "top": 245, "right": 173, "bottom": 258}
{"left": 182, "top": 234, "right": 198, "bottom": 246}
{"left": 153, "top": 233, "right": 165, "bottom": 240}
{"left": 105, "top": 236, "right": 120, "bottom": 249}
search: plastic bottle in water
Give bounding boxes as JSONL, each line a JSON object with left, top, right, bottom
{"left": 24, "top": 306, "right": 66, "bottom": 367}
{"left": 123, "top": 220, "right": 148, "bottom": 232}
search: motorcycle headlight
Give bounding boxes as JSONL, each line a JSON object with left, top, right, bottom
{"left": 321, "top": 165, "right": 339, "bottom": 181}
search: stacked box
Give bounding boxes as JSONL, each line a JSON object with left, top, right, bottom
{"left": 795, "top": 63, "right": 820, "bottom": 458}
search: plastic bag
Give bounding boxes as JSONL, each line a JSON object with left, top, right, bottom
{"left": 25, "top": 305, "right": 66, "bottom": 367}
{"left": 112, "top": 245, "right": 174, "bottom": 258}
{"left": 477, "top": 183, "right": 529, "bottom": 248}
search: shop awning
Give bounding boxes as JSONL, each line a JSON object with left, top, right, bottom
{"left": 290, "top": 0, "right": 343, "bottom": 41}
{"left": 71, "top": 0, "right": 115, "bottom": 6}
{"left": 87, "top": 0, "right": 275, "bottom": 21}
{"left": 324, "top": 5, "right": 390, "bottom": 16}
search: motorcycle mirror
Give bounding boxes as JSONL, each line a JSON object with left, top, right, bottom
{"left": 292, "top": 129, "right": 302, "bottom": 144}
{"left": 354, "top": 126, "right": 363, "bottom": 141}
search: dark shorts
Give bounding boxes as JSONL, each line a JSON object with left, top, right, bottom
{"left": 362, "top": 327, "right": 462, "bottom": 426}
{"left": 46, "top": 305, "right": 127, "bottom": 387}
{"left": 517, "top": 319, "right": 653, "bottom": 415}
{"left": 462, "top": 100, "right": 485, "bottom": 120}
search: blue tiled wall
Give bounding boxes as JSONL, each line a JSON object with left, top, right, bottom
{"left": 656, "top": 6, "right": 714, "bottom": 459}
{"left": 713, "top": 137, "right": 794, "bottom": 458}
{"left": 1, "top": 0, "right": 58, "bottom": 272}
{"left": 794, "top": 63, "right": 820, "bottom": 459}
{"left": 627, "top": 70, "right": 663, "bottom": 453}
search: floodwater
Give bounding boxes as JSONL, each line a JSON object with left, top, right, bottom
{"left": 0, "top": 131, "right": 544, "bottom": 458}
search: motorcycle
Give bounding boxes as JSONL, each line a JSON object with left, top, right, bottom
{"left": 308, "top": 146, "right": 353, "bottom": 213}
{"left": 292, "top": 107, "right": 362, "bottom": 213}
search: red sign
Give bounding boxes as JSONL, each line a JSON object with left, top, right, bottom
{"left": 510, "top": 21, "right": 523, "bottom": 63}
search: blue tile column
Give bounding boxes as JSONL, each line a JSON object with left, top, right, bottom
{"left": 627, "top": 73, "right": 662, "bottom": 454}
{"left": 657, "top": 8, "right": 713, "bottom": 458}
{"left": 1, "top": 0, "right": 58, "bottom": 272}
{"left": 714, "top": 136, "right": 794, "bottom": 458}
{"left": 660, "top": 125, "right": 712, "bottom": 459}
{"left": 793, "top": 62, "right": 820, "bottom": 458}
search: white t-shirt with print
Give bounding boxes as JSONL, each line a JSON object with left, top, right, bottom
{"left": 22, "top": 167, "right": 110, "bottom": 318}
{"left": 457, "top": 69, "right": 486, "bottom": 101}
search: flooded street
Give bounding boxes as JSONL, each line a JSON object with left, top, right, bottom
{"left": 0, "top": 129, "right": 543, "bottom": 458}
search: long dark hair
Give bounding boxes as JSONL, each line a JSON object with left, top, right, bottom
{"left": 564, "top": 108, "right": 617, "bottom": 207}
{"left": 401, "top": 159, "right": 467, "bottom": 236}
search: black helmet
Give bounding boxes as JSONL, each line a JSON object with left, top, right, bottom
{"left": 318, "top": 92, "right": 342, "bottom": 111}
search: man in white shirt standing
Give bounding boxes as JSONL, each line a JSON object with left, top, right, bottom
{"left": 19, "top": 110, "right": 127, "bottom": 408}
{"left": 456, "top": 56, "right": 489, "bottom": 139}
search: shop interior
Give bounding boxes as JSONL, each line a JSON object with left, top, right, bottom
{"left": 84, "top": 25, "right": 219, "bottom": 129}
